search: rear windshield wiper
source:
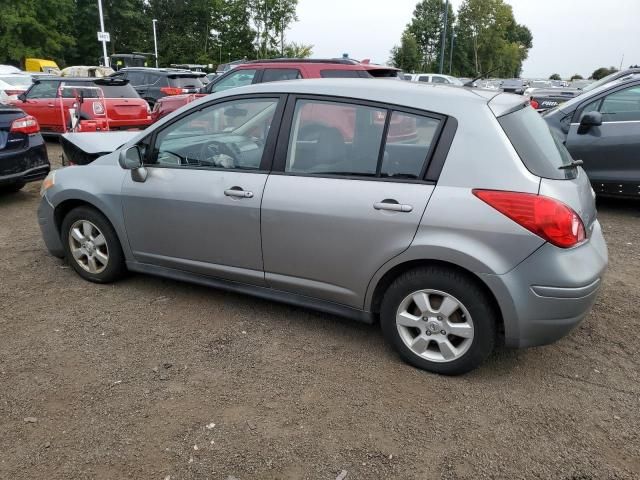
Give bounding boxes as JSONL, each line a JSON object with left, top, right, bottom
{"left": 559, "top": 159, "right": 584, "bottom": 170}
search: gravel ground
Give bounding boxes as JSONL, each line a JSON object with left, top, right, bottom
{"left": 0, "top": 141, "right": 639, "bottom": 480}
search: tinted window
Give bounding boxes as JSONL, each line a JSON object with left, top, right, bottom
{"left": 499, "top": 106, "right": 575, "bottom": 180}
{"left": 262, "top": 69, "right": 302, "bottom": 82}
{"left": 26, "top": 81, "right": 59, "bottom": 99}
{"left": 210, "top": 70, "right": 257, "bottom": 93}
{"left": 286, "top": 100, "right": 386, "bottom": 176}
{"left": 125, "top": 71, "right": 147, "bottom": 86}
{"left": 381, "top": 112, "right": 440, "bottom": 179}
{"left": 60, "top": 81, "right": 140, "bottom": 98}
{"left": 599, "top": 86, "right": 640, "bottom": 122}
{"left": 169, "top": 76, "right": 204, "bottom": 88}
{"left": 151, "top": 98, "right": 278, "bottom": 170}
{"left": 431, "top": 76, "right": 447, "bottom": 84}
{"left": 319, "top": 69, "right": 370, "bottom": 78}
{"left": 418, "top": 76, "right": 429, "bottom": 83}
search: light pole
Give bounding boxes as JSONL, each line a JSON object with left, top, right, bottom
{"left": 449, "top": 26, "right": 455, "bottom": 75}
{"left": 152, "top": 19, "right": 159, "bottom": 68}
{"left": 439, "top": 0, "right": 449, "bottom": 74}
{"left": 97, "top": 0, "right": 109, "bottom": 67}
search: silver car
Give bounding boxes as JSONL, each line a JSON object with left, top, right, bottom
{"left": 38, "top": 79, "right": 608, "bottom": 375}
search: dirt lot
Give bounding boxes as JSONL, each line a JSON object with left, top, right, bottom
{"left": 1, "top": 141, "right": 639, "bottom": 480}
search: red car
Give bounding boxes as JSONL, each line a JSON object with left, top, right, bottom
{"left": 151, "top": 58, "right": 400, "bottom": 122}
{"left": 12, "top": 77, "right": 152, "bottom": 134}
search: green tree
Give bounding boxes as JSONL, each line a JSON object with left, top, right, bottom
{"left": 0, "top": 0, "right": 75, "bottom": 67}
{"left": 250, "top": 0, "right": 298, "bottom": 58}
{"left": 390, "top": 31, "right": 422, "bottom": 73}
{"left": 283, "top": 42, "right": 313, "bottom": 58}
{"left": 213, "top": 0, "right": 256, "bottom": 65}
{"left": 549, "top": 73, "right": 561, "bottom": 80}
{"left": 455, "top": 0, "right": 532, "bottom": 78}
{"left": 590, "top": 66, "right": 617, "bottom": 80}
{"left": 407, "top": 0, "right": 454, "bottom": 72}
{"left": 570, "top": 74, "right": 584, "bottom": 81}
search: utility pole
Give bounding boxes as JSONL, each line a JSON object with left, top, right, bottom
{"left": 152, "top": 19, "right": 159, "bottom": 68}
{"left": 439, "top": 0, "right": 449, "bottom": 74}
{"left": 449, "top": 26, "right": 455, "bottom": 75}
{"left": 97, "top": 0, "right": 109, "bottom": 67}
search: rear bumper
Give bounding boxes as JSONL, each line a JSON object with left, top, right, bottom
{"left": 481, "top": 220, "right": 608, "bottom": 348}
{"left": 0, "top": 137, "right": 50, "bottom": 185}
{"left": 38, "top": 196, "right": 65, "bottom": 258}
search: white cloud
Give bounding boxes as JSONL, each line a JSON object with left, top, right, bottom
{"left": 287, "top": 0, "right": 640, "bottom": 78}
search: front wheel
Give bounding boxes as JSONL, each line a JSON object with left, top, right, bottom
{"left": 61, "top": 206, "right": 126, "bottom": 283}
{"left": 380, "top": 266, "right": 497, "bottom": 375}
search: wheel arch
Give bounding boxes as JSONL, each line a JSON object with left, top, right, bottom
{"left": 368, "top": 259, "right": 505, "bottom": 339}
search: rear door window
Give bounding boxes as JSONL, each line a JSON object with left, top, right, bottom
{"left": 417, "top": 76, "right": 430, "bottom": 83}
{"left": 262, "top": 69, "right": 302, "bottom": 83}
{"left": 498, "top": 105, "right": 575, "bottom": 179}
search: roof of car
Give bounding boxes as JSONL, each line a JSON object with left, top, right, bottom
{"left": 188, "top": 78, "right": 520, "bottom": 117}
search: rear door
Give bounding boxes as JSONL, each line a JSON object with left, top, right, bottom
{"left": 565, "top": 83, "right": 640, "bottom": 194}
{"left": 261, "top": 96, "right": 443, "bottom": 308}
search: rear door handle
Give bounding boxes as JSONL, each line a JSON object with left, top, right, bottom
{"left": 374, "top": 201, "right": 413, "bottom": 213}
{"left": 224, "top": 188, "right": 254, "bottom": 199}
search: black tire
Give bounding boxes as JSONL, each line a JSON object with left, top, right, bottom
{"left": 61, "top": 206, "right": 126, "bottom": 283}
{"left": 1, "top": 181, "right": 26, "bottom": 193}
{"left": 380, "top": 266, "right": 497, "bottom": 375}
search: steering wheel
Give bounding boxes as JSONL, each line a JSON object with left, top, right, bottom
{"left": 200, "top": 141, "right": 236, "bottom": 167}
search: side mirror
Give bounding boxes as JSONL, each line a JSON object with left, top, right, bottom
{"left": 119, "top": 145, "right": 143, "bottom": 170}
{"left": 17, "top": 93, "right": 27, "bottom": 102}
{"left": 578, "top": 111, "right": 603, "bottom": 135}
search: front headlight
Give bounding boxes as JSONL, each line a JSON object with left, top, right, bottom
{"left": 40, "top": 170, "right": 56, "bottom": 197}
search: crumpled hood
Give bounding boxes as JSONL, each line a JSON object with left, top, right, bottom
{"left": 61, "top": 131, "right": 140, "bottom": 155}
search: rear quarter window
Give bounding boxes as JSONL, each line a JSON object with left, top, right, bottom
{"left": 498, "top": 106, "right": 576, "bottom": 180}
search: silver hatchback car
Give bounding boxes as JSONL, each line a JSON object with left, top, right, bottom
{"left": 38, "top": 79, "right": 608, "bottom": 374}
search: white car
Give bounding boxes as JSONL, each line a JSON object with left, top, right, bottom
{"left": 0, "top": 65, "right": 21, "bottom": 74}
{"left": 408, "top": 73, "right": 464, "bottom": 86}
{"left": 0, "top": 74, "right": 33, "bottom": 102}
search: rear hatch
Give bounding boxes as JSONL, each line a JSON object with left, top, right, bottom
{"left": 168, "top": 74, "right": 204, "bottom": 94}
{"left": 496, "top": 101, "right": 597, "bottom": 230}
{"left": 94, "top": 81, "right": 149, "bottom": 121}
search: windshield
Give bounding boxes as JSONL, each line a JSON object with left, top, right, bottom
{"left": 499, "top": 105, "right": 576, "bottom": 179}
{"left": 582, "top": 71, "right": 619, "bottom": 92}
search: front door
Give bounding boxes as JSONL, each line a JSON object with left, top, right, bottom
{"left": 261, "top": 97, "right": 443, "bottom": 308}
{"left": 121, "top": 95, "right": 284, "bottom": 285}
{"left": 20, "top": 81, "right": 60, "bottom": 132}
{"left": 567, "top": 84, "right": 640, "bottom": 194}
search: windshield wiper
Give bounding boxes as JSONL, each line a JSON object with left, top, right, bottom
{"left": 559, "top": 159, "right": 584, "bottom": 170}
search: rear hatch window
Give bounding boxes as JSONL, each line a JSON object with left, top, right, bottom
{"left": 498, "top": 105, "right": 576, "bottom": 180}
{"left": 61, "top": 81, "right": 140, "bottom": 98}
{"left": 168, "top": 76, "right": 204, "bottom": 89}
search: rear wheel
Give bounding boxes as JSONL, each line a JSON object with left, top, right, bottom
{"left": 61, "top": 206, "right": 126, "bottom": 283}
{"left": 380, "top": 266, "right": 497, "bottom": 375}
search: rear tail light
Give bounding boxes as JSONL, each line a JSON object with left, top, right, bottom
{"left": 93, "top": 101, "right": 105, "bottom": 115}
{"left": 10, "top": 115, "right": 40, "bottom": 135}
{"left": 473, "top": 189, "right": 586, "bottom": 248}
{"left": 530, "top": 99, "right": 539, "bottom": 109}
{"left": 160, "top": 87, "right": 186, "bottom": 95}
{"left": 4, "top": 89, "right": 25, "bottom": 96}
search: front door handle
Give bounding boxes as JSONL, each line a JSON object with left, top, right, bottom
{"left": 374, "top": 200, "right": 413, "bottom": 213}
{"left": 224, "top": 188, "right": 254, "bottom": 199}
